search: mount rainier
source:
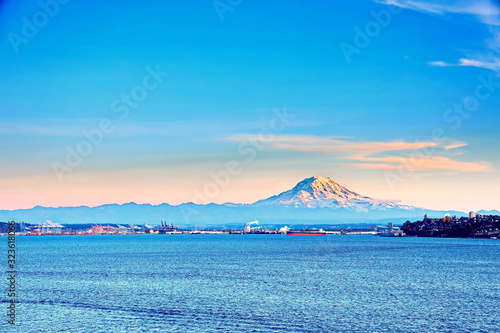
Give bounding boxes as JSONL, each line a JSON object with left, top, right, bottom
{"left": 0, "top": 176, "right": 466, "bottom": 225}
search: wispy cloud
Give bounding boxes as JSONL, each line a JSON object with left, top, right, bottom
{"left": 429, "top": 57, "right": 500, "bottom": 71}
{"left": 0, "top": 119, "right": 257, "bottom": 138}
{"left": 378, "top": 0, "right": 500, "bottom": 25}
{"left": 379, "top": 0, "right": 500, "bottom": 72}
{"left": 443, "top": 142, "right": 467, "bottom": 150}
{"left": 429, "top": 60, "right": 451, "bottom": 67}
{"left": 226, "top": 134, "right": 488, "bottom": 172}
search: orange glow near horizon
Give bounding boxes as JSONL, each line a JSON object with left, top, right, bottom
{"left": 1, "top": 171, "right": 498, "bottom": 213}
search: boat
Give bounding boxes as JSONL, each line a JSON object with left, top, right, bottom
{"left": 286, "top": 230, "right": 326, "bottom": 236}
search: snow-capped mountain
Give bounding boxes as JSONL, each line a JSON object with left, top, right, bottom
{"left": 1, "top": 176, "right": 469, "bottom": 225}
{"left": 253, "top": 176, "right": 416, "bottom": 210}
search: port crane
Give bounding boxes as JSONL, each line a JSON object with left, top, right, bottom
{"left": 129, "top": 224, "right": 140, "bottom": 233}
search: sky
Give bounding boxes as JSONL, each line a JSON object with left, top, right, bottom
{"left": 0, "top": 0, "right": 499, "bottom": 212}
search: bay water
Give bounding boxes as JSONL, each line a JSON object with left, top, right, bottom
{"left": 4, "top": 235, "right": 499, "bottom": 332}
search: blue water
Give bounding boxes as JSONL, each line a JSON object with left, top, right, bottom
{"left": 3, "top": 235, "right": 500, "bottom": 332}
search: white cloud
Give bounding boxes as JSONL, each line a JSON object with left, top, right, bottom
{"left": 378, "top": 0, "right": 500, "bottom": 24}
{"left": 428, "top": 60, "right": 451, "bottom": 67}
{"left": 429, "top": 57, "right": 500, "bottom": 71}
{"left": 378, "top": 0, "right": 500, "bottom": 72}
{"left": 458, "top": 57, "right": 500, "bottom": 71}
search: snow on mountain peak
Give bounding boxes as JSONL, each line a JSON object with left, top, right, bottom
{"left": 253, "top": 176, "right": 415, "bottom": 210}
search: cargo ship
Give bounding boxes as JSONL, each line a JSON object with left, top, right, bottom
{"left": 286, "top": 230, "right": 326, "bottom": 236}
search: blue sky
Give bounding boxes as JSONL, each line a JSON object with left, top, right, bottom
{"left": 1, "top": 0, "right": 499, "bottom": 211}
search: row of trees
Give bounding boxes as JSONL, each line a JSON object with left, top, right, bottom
{"left": 402, "top": 216, "right": 500, "bottom": 238}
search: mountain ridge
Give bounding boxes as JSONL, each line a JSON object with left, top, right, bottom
{"left": 253, "top": 176, "right": 416, "bottom": 210}
{"left": 0, "top": 176, "right": 484, "bottom": 225}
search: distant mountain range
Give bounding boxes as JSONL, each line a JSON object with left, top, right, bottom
{"left": 0, "top": 176, "right": 491, "bottom": 226}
